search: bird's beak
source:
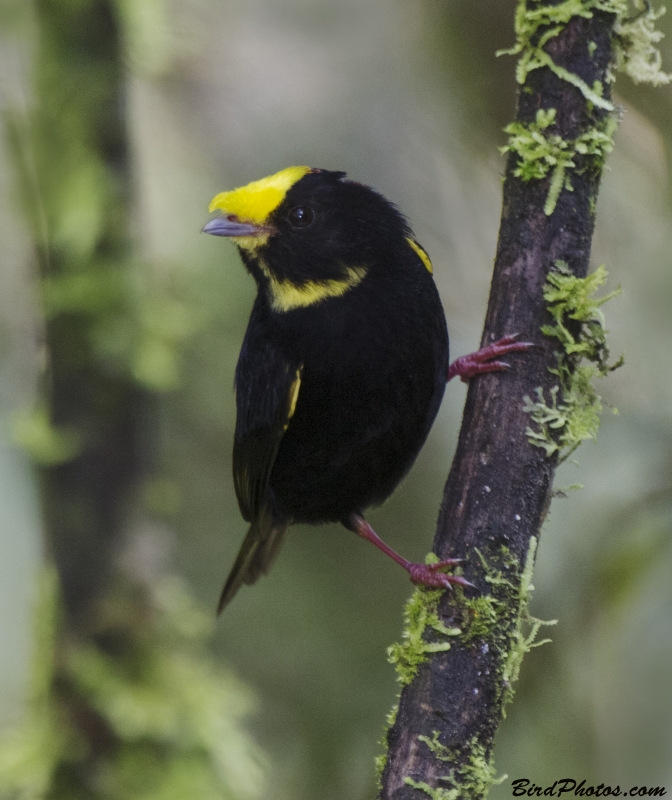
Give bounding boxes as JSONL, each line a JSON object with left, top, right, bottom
{"left": 202, "top": 217, "right": 264, "bottom": 237}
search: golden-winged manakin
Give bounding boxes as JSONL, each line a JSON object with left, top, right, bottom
{"left": 203, "top": 166, "right": 530, "bottom": 612}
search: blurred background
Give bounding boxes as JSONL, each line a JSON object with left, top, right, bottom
{"left": 1, "top": 1, "right": 671, "bottom": 798}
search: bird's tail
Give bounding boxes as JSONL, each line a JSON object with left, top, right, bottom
{"left": 217, "top": 510, "right": 289, "bottom": 614}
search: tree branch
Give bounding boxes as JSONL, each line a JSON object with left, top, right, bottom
{"left": 379, "top": 7, "right": 619, "bottom": 799}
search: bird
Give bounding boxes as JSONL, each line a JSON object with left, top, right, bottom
{"left": 203, "top": 166, "right": 531, "bottom": 612}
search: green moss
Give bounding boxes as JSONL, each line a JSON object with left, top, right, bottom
{"left": 524, "top": 262, "right": 623, "bottom": 461}
{"left": 553, "top": 483, "right": 585, "bottom": 497}
{"left": 498, "top": 1, "right": 670, "bottom": 214}
{"left": 460, "top": 594, "right": 502, "bottom": 643}
{"left": 388, "top": 542, "right": 553, "bottom": 797}
{"left": 466, "top": 540, "right": 556, "bottom": 713}
{"left": 387, "top": 567, "right": 462, "bottom": 687}
{"left": 404, "top": 777, "right": 456, "bottom": 800}
{"left": 498, "top": 0, "right": 670, "bottom": 94}
{"left": 500, "top": 539, "right": 556, "bottom": 706}
{"left": 405, "top": 777, "right": 457, "bottom": 800}
{"left": 403, "top": 733, "right": 506, "bottom": 800}
{"left": 497, "top": 0, "right": 617, "bottom": 108}
{"left": 387, "top": 5, "right": 657, "bottom": 796}
{"left": 374, "top": 753, "right": 388, "bottom": 791}
{"left": 418, "top": 731, "right": 454, "bottom": 763}
{"left": 373, "top": 701, "right": 400, "bottom": 792}
{"left": 613, "top": 0, "right": 672, "bottom": 85}
{"left": 501, "top": 109, "right": 616, "bottom": 214}
{"left": 378, "top": 566, "right": 462, "bottom": 792}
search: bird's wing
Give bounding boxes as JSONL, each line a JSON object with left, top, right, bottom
{"left": 233, "top": 348, "right": 302, "bottom": 523}
{"left": 218, "top": 331, "right": 302, "bottom": 612}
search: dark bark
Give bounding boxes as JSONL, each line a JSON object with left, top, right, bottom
{"left": 380, "top": 9, "right": 617, "bottom": 799}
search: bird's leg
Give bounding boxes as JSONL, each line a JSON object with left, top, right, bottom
{"left": 448, "top": 334, "right": 535, "bottom": 383}
{"left": 346, "top": 514, "right": 474, "bottom": 590}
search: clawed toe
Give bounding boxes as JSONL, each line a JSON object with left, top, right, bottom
{"left": 447, "top": 334, "right": 536, "bottom": 382}
{"left": 496, "top": 334, "right": 520, "bottom": 345}
{"left": 427, "top": 558, "right": 463, "bottom": 571}
{"left": 446, "top": 575, "right": 477, "bottom": 590}
{"left": 407, "top": 563, "right": 476, "bottom": 591}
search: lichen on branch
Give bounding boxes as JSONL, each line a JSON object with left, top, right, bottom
{"left": 379, "top": 2, "right": 670, "bottom": 796}
{"left": 500, "top": 109, "right": 617, "bottom": 214}
{"left": 387, "top": 541, "right": 555, "bottom": 800}
{"left": 524, "top": 262, "right": 623, "bottom": 461}
{"left": 499, "top": 0, "right": 671, "bottom": 93}
{"left": 499, "top": 0, "right": 670, "bottom": 214}
{"left": 497, "top": 0, "right": 615, "bottom": 108}
{"left": 387, "top": 566, "right": 462, "bottom": 687}
{"left": 613, "top": 0, "right": 672, "bottom": 84}
{"left": 404, "top": 732, "right": 504, "bottom": 800}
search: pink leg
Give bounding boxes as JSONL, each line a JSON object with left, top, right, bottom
{"left": 448, "top": 334, "right": 535, "bottom": 383}
{"left": 346, "top": 514, "right": 474, "bottom": 590}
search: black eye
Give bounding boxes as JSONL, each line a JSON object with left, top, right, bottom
{"left": 287, "top": 206, "right": 314, "bottom": 228}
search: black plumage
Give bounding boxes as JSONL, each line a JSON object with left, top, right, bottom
{"left": 203, "top": 168, "right": 477, "bottom": 611}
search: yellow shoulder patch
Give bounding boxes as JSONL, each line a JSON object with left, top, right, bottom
{"left": 284, "top": 367, "right": 302, "bottom": 429}
{"left": 209, "top": 166, "right": 311, "bottom": 225}
{"left": 406, "top": 237, "right": 433, "bottom": 274}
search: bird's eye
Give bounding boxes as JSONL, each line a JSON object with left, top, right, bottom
{"left": 287, "top": 206, "right": 314, "bottom": 228}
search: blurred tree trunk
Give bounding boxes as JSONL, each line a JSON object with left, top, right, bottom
{"left": 28, "top": 0, "right": 147, "bottom": 628}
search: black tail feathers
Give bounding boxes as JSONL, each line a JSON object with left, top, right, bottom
{"left": 217, "top": 513, "right": 289, "bottom": 613}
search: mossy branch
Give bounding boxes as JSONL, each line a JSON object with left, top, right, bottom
{"left": 523, "top": 262, "right": 623, "bottom": 461}
{"left": 376, "top": 2, "right": 668, "bottom": 797}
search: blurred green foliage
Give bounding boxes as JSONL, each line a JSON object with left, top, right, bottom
{"left": 0, "top": 570, "right": 265, "bottom": 800}
{"left": 2, "top": 1, "right": 672, "bottom": 799}
{"left": 1, "top": 1, "right": 262, "bottom": 798}
{"left": 12, "top": 404, "right": 81, "bottom": 466}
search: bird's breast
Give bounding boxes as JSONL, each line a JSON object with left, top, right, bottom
{"left": 267, "top": 275, "right": 448, "bottom": 522}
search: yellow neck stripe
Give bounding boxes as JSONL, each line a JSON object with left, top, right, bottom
{"left": 209, "top": 166, "right": 311, "bottom": 225}
{"left": 262, "top": 265, "right": 368, "bottom": 312}
{"left": 407, "top": 237, "right": 433, "bottom": 274}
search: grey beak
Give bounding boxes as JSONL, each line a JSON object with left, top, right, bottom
{"left": 202, "top": 217, "right": 262, "bottom": 237}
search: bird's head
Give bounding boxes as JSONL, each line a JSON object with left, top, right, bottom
{"left": 203, "top": 167, "right": 414, "bottom": 312}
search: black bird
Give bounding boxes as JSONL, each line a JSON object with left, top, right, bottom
{"left": 203, "top": 166, "right": 529, "bottom": 612}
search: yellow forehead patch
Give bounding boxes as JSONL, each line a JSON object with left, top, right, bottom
{"left": 406, "top": 238, "right": 433, "bottom": 274}
{"left": 208, "top": 166, "right": 311, "bottom": 225}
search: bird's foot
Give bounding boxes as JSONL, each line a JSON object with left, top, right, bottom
{"left": 407, "top": 560, "right": 475, "bottom": 590}
{"left": 448, "top": 334, "right": 535, "bottom": 383}
{"left": 347, "top": 514, "right": 476, "bottom": 591}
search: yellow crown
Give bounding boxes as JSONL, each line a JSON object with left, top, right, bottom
{"left": 209, "top": 166, "right": 311, "bottom": 224}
